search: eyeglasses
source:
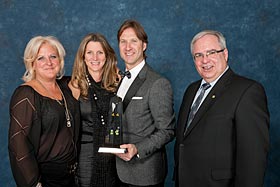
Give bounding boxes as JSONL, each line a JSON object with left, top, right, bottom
{"left": 193, "top": 49, "right": 225, "bottom": 61}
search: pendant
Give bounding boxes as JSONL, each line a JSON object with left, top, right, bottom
{"left": 67, "top": 120, "right": 71, "bottom": 127}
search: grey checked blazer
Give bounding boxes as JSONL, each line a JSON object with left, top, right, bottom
{"left": 116, "top": 64, "right": 176, "bottom": 186}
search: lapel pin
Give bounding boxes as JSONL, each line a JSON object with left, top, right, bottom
{"left": 212, "top": 95, "right": 216, "bottom": 99}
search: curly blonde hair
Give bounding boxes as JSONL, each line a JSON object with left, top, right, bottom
{"left": 22, "top": 36, "right": 65, "bottom": 82}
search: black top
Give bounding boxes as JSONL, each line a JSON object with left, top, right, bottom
{"left": 77, "top": 74, "right": 119, "bottom": 187}
{"left": 8, "top": 77, "right": 80, "bottom": 187}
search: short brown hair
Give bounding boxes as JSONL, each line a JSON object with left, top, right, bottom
{"left": 117, "top": 19, "right": 148, "bottom": 59}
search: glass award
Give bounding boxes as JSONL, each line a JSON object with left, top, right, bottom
{"left": 98, "top": 95, "right": 127, "bottom": 153}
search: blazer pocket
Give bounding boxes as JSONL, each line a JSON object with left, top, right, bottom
{"left": 211, "top": 168, "right": 233, "bottom": 180}
{"left": 132, "top": 96, "right": 143, "bottom": 100}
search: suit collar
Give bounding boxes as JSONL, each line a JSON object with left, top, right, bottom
{"left": 138, "top": 63, "right": 150, "bottom": 79}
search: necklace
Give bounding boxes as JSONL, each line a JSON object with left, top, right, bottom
{"left": 86, "top": 74, "right": 106, "bottom": 126}
{"left": 58, "top": 85, "right": 72, "bottom": 127}
{"left": 35, "top": 79, "right": 63, "bottom": 105}
{"left": 36, "top": 79, "right": 72, "bottom": 128}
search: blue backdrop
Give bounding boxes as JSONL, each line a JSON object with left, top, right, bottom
{"left": 1, "top": 1, "right": 279, "bottom": 186}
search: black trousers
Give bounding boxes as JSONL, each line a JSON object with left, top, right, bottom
{"left": 118, "top": 181, "right": 165, "bottom": 187}
{"left": 40, "top": 160, "right": 77, "bottom": 187}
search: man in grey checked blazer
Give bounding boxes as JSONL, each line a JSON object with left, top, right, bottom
{"left": 115, "top": 19, "right": 176, "bottom": 187}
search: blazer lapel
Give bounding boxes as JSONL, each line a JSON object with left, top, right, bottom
{"left": 184, "top": 90, "right": 217, "bottom": 136}
{"left": 123, "top": 76, "right": 145, "bottom": 112}
{"left": 178, "top": 83, "right": 200, "bottom": 138}
{"left": 184, "top": 68, "right": 234, "bottom": 137}
{"left": 122, "top": 65, "right": 147, "bottom": 112}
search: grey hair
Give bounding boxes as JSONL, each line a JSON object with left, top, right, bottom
{"left": 190, "top": 30, "right": 227, "bottom": 54}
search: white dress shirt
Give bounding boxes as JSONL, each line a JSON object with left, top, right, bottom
{"left": 192, "top": 66, "right": 229, "bottom": 109}
{"left": 117, "top": 60, "right": 145, "bottom": 100}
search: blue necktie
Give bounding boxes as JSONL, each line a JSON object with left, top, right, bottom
{"left": 184, "top": 83, "right": 211, "bottom": 134}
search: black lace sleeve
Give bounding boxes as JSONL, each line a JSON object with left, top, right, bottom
{"left": 8, "top": 85, "right": 41, "bottom": 187}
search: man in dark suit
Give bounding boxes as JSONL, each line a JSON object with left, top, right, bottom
{"left": 174, "top": 30, "right": 269, "bottom": 187}
{"left": 115, "top": 20, "right": 176, "bottom": 187}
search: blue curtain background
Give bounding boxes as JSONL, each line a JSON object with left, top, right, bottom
{"left": 1, "top": 1, "right": 279, "bottom": 186}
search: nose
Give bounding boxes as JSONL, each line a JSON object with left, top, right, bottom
{"left": 125, "top": 42, "right": 131, "bottom": 50}
{"left": 92, "top": 53, "right": 98, "bottom": 60}
{"left": 202, "top": 54, "right": 210, "bottom": 63}
{"left": 46, "top": 57, "right": 53, "bottom": 65}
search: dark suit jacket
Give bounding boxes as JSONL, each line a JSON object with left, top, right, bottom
{"left": 174, "top": 68, "right": 269, "bottom": 187}
{"left": 116, "top": 64, "right": 176, "bottom": 186}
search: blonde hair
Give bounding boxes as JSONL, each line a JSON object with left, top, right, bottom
{"left": 70, "top": 33, "right": 119, "bottom": 98}
{"left": 22, "top": 36, "right": 66, "bottom": 82}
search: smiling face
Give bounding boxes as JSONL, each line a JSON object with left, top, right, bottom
{"left": 84, "top": 41, "right": 106, "bottom": 75}
{"left": 119, "top": 27, "right": 147, "bottom": 70}
{"left": 192, "top": 34, "right": 228, "bottom": 83}
{"left": 34, "top": 43, "right": 60, "bottom": 81}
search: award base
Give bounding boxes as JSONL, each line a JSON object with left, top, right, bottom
{"left": 98, "top": 147, "right": 127, "bottom": 154}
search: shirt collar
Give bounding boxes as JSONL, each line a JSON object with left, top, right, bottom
{"left": 126, "top": 60, "right": 145, "bottom": 79}
{"left": 201, "top": 65, "right": 229, "bottom": 87}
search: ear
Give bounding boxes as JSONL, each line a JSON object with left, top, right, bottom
{"left": 224, "top": 48, "right": 229, "bottom": 62}
{"left": 143, "top": 42, "right": 147, "bottom": 51}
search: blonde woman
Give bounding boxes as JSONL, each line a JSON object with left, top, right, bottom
{"left": 9, "top": 36, "right": 80, "bottom": 187}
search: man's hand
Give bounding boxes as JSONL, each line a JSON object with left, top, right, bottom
{"left": 115, "top": 144, "right": 138, "bottom": 161}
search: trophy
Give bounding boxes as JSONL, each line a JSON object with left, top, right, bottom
{"left": 98, "top": 95, "right": 127, "bottom": 153}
